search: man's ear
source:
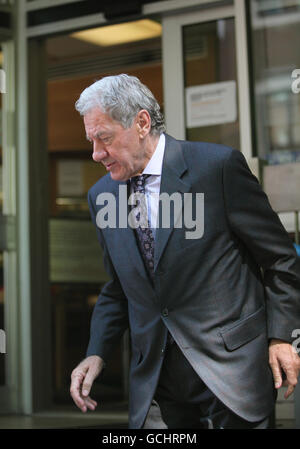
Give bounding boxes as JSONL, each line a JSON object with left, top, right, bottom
{"left": 136, "top": 110, "right": 151, "bottom": 137}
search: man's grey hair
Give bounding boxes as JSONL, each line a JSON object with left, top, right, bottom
{"left": 75, "top": 74, "right": 165, "bottom": 136}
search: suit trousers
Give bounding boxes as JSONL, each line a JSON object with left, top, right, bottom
{"left": 143, "top": 339, "right": 271, "bottom": 429}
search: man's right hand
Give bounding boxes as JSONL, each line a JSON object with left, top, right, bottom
{"left": 70, "top": 355, "right": 104, "bottom": 412}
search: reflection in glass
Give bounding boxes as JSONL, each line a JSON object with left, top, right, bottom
{"left": 0, "top": 251, "right": 3, "bottom": 385}
{"left": 250, "top": 0, "right": 300, "bottom": 164}
{"left": 0, "top": 42, "right": 4, "bottom": 385}
{"left": 183, "top": 18, "right": 239, "bottom": 149}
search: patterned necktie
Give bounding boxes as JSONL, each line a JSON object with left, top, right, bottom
{"left": 131, "top": 175, "right": 174, "bottom": 346}
{"left": 130, "top": 174, "right": 155, "bottom": 281}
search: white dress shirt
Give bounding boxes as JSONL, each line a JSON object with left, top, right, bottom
{"left": 130, "top": 133, "right": 165, "bottom": 237}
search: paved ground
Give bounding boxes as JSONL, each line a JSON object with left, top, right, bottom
{"left": 0, "top": 412, "right": 295, "bottom": 429}
{"left": 0, "top": 403, "right": 129, "bottom": 429}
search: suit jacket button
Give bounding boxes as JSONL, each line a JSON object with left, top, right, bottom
{"left": 162, "top": 308, "right": 169, "bottom": 317}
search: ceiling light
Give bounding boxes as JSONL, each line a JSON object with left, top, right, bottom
{"left": 71, "top": 19, "right": 162, "bottom": 47}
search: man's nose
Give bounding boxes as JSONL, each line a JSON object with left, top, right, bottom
{"left": 92, "top": 142, "right": 108, "bottom": 163}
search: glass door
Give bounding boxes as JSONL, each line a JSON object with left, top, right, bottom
{"left": 162, "top": 0, "right": 253, "bottom": 158}
{"left": 0, "top": 60, "right": 4, "bottom": 381}
{"left": 0, "top": 39, "right": 18, "bottom": 413}
{"left": 182, "top": 17, "right": 239, "bottom": 149}
{"left": 0, "top": 42, "right": 7, "bottom": 404}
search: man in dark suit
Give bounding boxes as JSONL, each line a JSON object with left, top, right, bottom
{"left": 70, "top": 74, "right": 300, "bottom": 429}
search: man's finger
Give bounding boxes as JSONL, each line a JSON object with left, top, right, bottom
{"left": 283, "top": 366, "right": 298, "bottom": 399}
{"left": 82, "top": 371, "right": 95, "bottom": 396}
{"left": 85, "top": 396, "right": 98, "bottom": 410}
{"left": 87, "top": 397, "right": 97, "bottom": 407}
{"left": 71, "top": 390, "right": 86, "bottom": 410}
{"left": 81, "top": 359, "right": 102, "bottom": 396}
{"left": 82, "top": 369, "right": 98, "bottom": 397}
{"left": 269, "top": 359, "right": 282, "bottom": 388}
{"left": 74, "top": 394, "right": 95, "bottom": 413}
{"left": 284, "top": 384, "right": 296, "bottom": 399}
{"left": 70, "top": 371, "right": 86, "bottom": 406}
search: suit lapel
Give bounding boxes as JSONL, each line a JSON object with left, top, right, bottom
{"left": 154, "top": 135, "right": 191, "bottom": 272}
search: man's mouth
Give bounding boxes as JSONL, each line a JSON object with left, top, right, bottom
{"left": 105, "top": 162, "right": 115, "bottom": 170}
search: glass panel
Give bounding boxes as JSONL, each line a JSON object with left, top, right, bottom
{"left": 250, "top": 0, "right": 300, "bottom": 164}
{"left": 0, "top": 41, "right": 5, "bottom": 385}
{"left": 183, "top": 18, "right": 240, "bottom": 149}
{"left": 0, "top": 44, "right": 2, "bottom": 205}
{"left": 0, "top": 250, "right": 4, "bottom": 386}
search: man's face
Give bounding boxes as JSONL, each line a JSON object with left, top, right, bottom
{"left": 84, "top": 107, "right": 150, "bottom": 181}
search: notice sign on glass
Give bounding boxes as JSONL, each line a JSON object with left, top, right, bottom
{"left": 185, "top": 81, "right": 237, "bottom": 128}
{"left": 50, "top": 218, "right": 108, "bottom": 283}
{"left": 58, "top": 160, "right": 84, "bottom": 197}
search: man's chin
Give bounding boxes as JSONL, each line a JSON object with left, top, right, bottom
{"left": 109, "top": 171, "right": 128, "bottom": 182}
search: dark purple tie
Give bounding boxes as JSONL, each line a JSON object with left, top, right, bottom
{"left": 131, "top": 174, "right": 155, "bottom": 281}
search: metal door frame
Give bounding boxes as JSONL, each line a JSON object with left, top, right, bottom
{"left": 5, "top": 0, "right": 295, "bottom": 420}
{"left": 0, "top": 4, "right": 18, "bottom": 413}
{"left": 162, "top": 0, "right": 253, "bottom": 159}
{"left": 16, "top": 0, "right": 243, "bottom": 414}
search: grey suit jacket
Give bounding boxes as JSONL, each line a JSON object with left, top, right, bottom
{"left": 86, "top": 134, "right": 300, "bottom": 428}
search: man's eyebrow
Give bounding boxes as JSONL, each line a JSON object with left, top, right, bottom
{"left": 86, "top": 131, "right": 110, "bottom": 141}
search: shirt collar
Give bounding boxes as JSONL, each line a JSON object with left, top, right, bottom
{"left": 142, "top": 133, "right": 165, "bottom": 176}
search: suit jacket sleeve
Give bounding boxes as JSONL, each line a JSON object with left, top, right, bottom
{"left": 223, "top": 148, "right": 300, "bottom": 343}
{"left": 85, "top": 190, "right": 129, "bottom": 363}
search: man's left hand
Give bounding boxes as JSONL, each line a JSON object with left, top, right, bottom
{"left": 269, "top": 339, "right": 300, "bottom": 399}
